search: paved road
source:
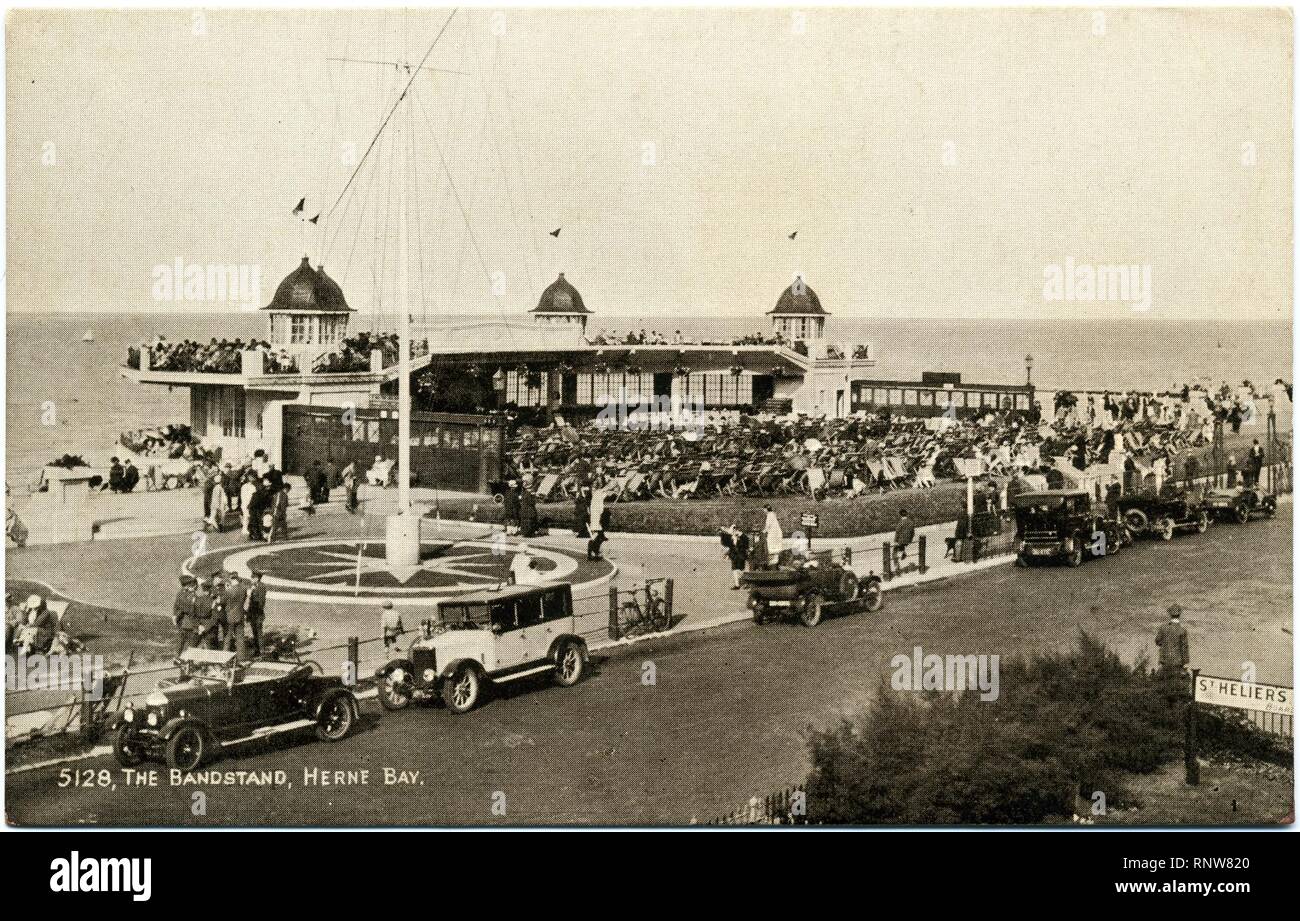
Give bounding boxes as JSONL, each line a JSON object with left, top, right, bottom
{"left": 6, "top": 512, "right": 1290, "bottom": 826}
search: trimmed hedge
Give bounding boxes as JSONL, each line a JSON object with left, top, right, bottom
{"left": 431, "top": 482, "right": 970, "bottom": 538}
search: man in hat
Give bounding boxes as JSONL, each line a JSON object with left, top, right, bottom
{"left": 244, "top": 567, "right": 267, "bottom": 655}
{"left": 172, "top": 575, "right": 200, "bottom": 654}
{"left": 105, "top": 457, "right": 125, "bottom": 493}
{"left": 120, "top": 458, "right": 140, "bottom": 493}
{"left": 221, "top": 570, "right": 248, "bottom": 659}
{"left": 1155, "top": 604, "right": 1190, "bottom": 674}
{"left": 380, "top": 600, "right": 404, "bottom": 653}
{"left": 222, "top": 462, "right": 242, "bottom": 512}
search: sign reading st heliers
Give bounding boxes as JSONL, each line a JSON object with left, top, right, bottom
{"left": 1194, "top": 675, "right": 1293, "bottom": 716}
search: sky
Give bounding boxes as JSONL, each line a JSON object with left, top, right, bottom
{"left": 5, "top": 7, "right": 1293, "bottom": 322}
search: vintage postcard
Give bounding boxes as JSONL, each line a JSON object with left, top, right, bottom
{"left": 2, "top": 5, "right": 1293, "bottom": 850}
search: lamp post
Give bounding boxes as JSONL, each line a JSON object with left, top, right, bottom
{"left": 492, "top": 367, "right": 506, "bottom": 411}
{"left": 1024, "top": 353, "right": 1034, "bottom": 387}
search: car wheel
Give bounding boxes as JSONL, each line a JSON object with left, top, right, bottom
{"left": 315, "top": 695, "right": 355, "bottom": 741}
{"left": 112, "top": 725, "right": 144, "bottom": 768}
{"left": 861, "top": 581, "right": 883, "bottom": 613}
{"left": 838, "top": 571, "right": 859, "bottom": 602}
{"left": 1015, "top": 553, "right": 1031, "bottom": 568}
{"left": 1066, "top": 543, "right": 1085, "bottom": 568}
{"left": 1158, "top": 518, "right": 1175, "bottom": 541}
{"left": 166, "top": 725, "right": 206, "bottom": 772}
{"left": 1124, "top": 509, "right": 1148, "bottom": 536}
{"left": 553, "top": 641, "right": 586, "bottom": 687}
{"left": 751, "top": 599, "right": 768, "bottom": 624}
{"left": 1234, "top": 505, "right": 1249, "bottom": 524}
{"left": 441, "top": 665, "right": 482, "bottom": 714}
{"left": 798, "top": 592, "right": 824, "bottom": 628}
{"left": 1195, "top": 511, "right": 1210, "bottom": 534}
{"left": 376, "top": 663, "right": 414, "bottom": 711}
{"left": 1264, "top": 499, "right": 1277, "bottom": 518}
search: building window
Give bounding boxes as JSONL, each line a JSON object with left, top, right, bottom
{"left": 291, "top": 316, "right": 308, "bottom": 344}
{"left": 211, "top": 388, "right": 245, "bottom": 438}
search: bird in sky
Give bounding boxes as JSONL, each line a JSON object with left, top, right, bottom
{"left": 788, "top": 231, "right": 798, "bottom": 240}
{"left": 309, "top": 214, "right": 320, "bottom": 224}
{"left": 549, "top": 228, "right": 561, "bottom": 238}
{"left": 292, "top": 198, "right": 305, "bottom": 217}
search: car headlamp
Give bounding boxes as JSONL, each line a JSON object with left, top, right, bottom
{"left": 122, "top": 708, "right": 135, "bottom": 723}
{"left": 146, "top": 711, "right": 159, "bottom": 727}
{"left": 422, "top": 668, "right": 437, "bottom": 683}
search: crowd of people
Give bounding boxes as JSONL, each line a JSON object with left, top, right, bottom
{"left": 196, "top": 451, "right": 297, "bottom": 541}
{"left": 585, "top": 327, "right": 790, "bottom": 348}
{"left": 500, "top": 380, "right": 1291, "bottom": 505}
{"left": 171, "top": 569, "right": 268, "bottom": 659}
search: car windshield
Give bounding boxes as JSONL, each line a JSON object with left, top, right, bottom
{"left": 1014, "top": 495, "right": 1065, "bottom": 512}
{"left": 441, "top": 602, "right": 490, "bottom": 628}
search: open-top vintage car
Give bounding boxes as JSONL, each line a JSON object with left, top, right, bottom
{"left": 741, "top": 548, "right": 883, "bottom": 627}
{"left": 1118, "top": 490, "right": 1209, "bottom": 541}
{"left": 1013, "top": 489, "right": 1129, "bottom": 567}
{"left": 1202, "top": 486, "right": 1278, "bottom": 524}
{"left": 374, "top": 582, "right": 588, "bottom": 714}
{"left": 113, "top": 648, "right": 359, "bottom": 771}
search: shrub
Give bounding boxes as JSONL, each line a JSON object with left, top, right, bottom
{"left": 433, "top": 483, "right": 970, "bottom": 538}
{"left": 805, "top": 633, "right": 1186, "bottom": 824}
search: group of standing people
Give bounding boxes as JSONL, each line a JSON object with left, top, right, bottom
{"left": 198, "top": 451, "right": 292, "bottom": 542}
{"left": 172, "top": 569, "right": 268, "bottom": 658}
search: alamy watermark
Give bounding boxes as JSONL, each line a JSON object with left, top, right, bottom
{"left": 152, "top": 258, "right": 261, "bottom": 307}
{"left": 890, "top": 645, "right": 1000, "bottom": 701}
{"left": 6, "top": 652, "right": 106, "bottom": 700}
{"left": 1042, "top": 257, "right": 1151, "bottom": 311}
{"left": 594, "top": 390, "right": 708, "bottom": 434}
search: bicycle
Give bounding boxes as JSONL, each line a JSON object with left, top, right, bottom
{"left": 617, "top": 584, "right": 671, "bottom": 636}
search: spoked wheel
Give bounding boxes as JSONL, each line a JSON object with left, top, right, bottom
{"left": 838, "top": 571, "right": 860, "bottom": 603}
{"left": 442, "top": 665, "right": 482, "bottom": 714}
{"left": 861, "top": 581, "right": 883, "bottom": 613}
{"left": 649, "top": 600, "right": 671, "bottom": 632}
{"left": 1234, "top": 505, "right": 1249, "bottom": 524}
{"left": 166, "top": 725, "right": 206, "bottom": 772}
{"left": 1157, "top": 518, "right": 1175, "bottom": 541}
{"left": 553, "top": 641, "right": 586, "bottom": 687}
{"left": 113, "top": 726, "right": 143, "bottom": 768}
{"left": 376, "top": 663, "right": 414, "bottom": 711}
{"left": 315, "top": 695, "right": 355, "bottom": 741}
{"left": 1066, "top": 543, "right": 1085, "bottom": 568}
{"left": 798, "top": 592, "right": 824, "bottom": 628}
{"left": 751, "top": 600, "right": 768, "bottom": 624}
{"left": 1195, "top": 511, "right": 1210, "bottom": 534}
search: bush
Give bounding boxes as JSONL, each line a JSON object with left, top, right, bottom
{"left": 433, "top": 483, "right": 970, "bottom": 538}
{"left": 805, "top": 633, "right": 1186, "bottom": 824}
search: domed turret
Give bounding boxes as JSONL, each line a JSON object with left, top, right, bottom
{"left": 263, "top": 256, "right": 353, "bottom": 347}
{"left": 530, "top": 272, "right": 590, "bottom": 332}
{"left": 767, "top": 276, "right": 828, "bottom": 341}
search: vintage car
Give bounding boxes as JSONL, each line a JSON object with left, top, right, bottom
{"left": 374, "top": 582, "right": 587, "bottom": 714}
{"left": 1013, "top": 489, "right": 1128, "bottom": 567}
{"left": 112, "top": 648, "right": 359, "bottom": 771}
{"left": 1118, "top": 490, "right": 1210, "bottom": 540}
{"left": 741, "top": 548, "right": 883, "bottom": 627}
{"left": 1202, "top": 486, "right": 1278, "bottom": 524}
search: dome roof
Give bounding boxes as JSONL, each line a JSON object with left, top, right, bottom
{"left": 768, "top": 278, "right": 827, "bottom": 316}
{"left": 263, "top": 256, "right": 352, "bottom": 313}
{"left": 532, "top": 272, "right": 589, "bottom": 314}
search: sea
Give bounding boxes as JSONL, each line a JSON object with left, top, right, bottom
{"left": 3, "top": 310, "right": 1292, "bottom": 482}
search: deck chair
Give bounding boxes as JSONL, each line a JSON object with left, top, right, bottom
{"left": 534, "top": 473, "right": 560, "bottom": 502}
{"left": 913, "top": 463, "right": 936, "bottom": 488}
{"left": 806, "top": 467, "right": 827, "bottom": 497}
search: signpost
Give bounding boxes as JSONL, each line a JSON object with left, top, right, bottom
{"left": 1193, "top": 674, "right": 1292, "bottom": 716}
{"left": 1185, "top": 670, "right": 1294, "bottom": 786}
